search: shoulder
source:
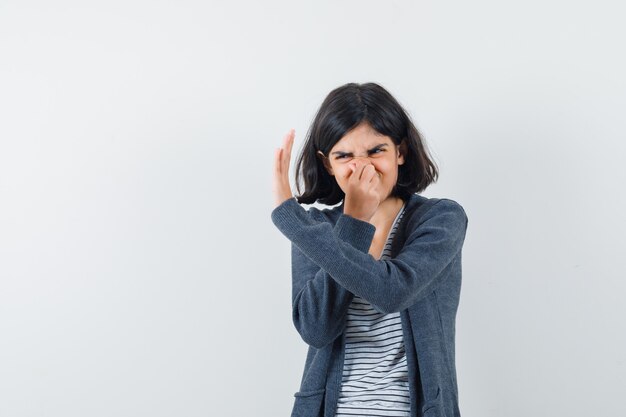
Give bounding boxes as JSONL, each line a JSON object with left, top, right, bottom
{"left": 405, "top": 195, "right": 468, "bottom": 230}
{"left": 429, "top": 198, "right": 468, "bottom": 221}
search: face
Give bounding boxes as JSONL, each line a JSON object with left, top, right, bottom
{"left": 318, "top": 122, "right": 406, "bottom": 202}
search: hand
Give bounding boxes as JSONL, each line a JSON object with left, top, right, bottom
{"left": 273, "top": 128, "right": 295, "bottom": 208}
{"left": 343, "top": 160, "right": 381, "bottom": 223}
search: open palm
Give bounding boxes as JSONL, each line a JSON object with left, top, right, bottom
{"left": 272, "top": 128, "right": 295, "bottom": 208}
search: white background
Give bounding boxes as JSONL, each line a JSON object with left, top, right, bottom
{"left": 1, "top": 1, "right": 625, "bottom": 416}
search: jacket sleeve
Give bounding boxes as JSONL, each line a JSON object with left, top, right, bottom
{"left": 271, "top": 197, "right": 468, "bottom": 315}
{"left": 290, "top": 208, "right": 373, "bottom": 348}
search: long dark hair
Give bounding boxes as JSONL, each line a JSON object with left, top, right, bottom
{"left": 294, "top": 82, "right": 439, "bottom": 205}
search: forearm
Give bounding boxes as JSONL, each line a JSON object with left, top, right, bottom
{"left": 285, "top": 198, "right": 377, "bottom": 348}
{"left": 272, "top": 197, "right": 468, "bottom": 314}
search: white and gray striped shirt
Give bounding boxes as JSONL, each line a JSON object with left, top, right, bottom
{"left": 334, "top": 202, "right": 411, "bottom": 417}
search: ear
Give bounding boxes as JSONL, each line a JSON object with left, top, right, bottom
{"left": 397, "top": 139, "right": 407, "bottom": 166}
{"left": 317, "top": 150, "right": 334, "bottom": 176}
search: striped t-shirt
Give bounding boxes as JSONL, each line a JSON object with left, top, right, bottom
{"left": 334, "top": 202, "right": 410, "bottom": 417}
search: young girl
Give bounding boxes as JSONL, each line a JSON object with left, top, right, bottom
{"left": 271, "top": 82, "right": 468, "bottom": 417}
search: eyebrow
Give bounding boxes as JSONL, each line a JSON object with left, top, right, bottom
{"left": 331, "top": 143, "right": 389, "bottom": 157}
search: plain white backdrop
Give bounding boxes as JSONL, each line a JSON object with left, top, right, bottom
{"left": 1, "top": 1, "right": 625, "bottom": 416}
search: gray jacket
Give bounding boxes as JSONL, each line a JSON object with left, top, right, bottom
{"left": 270, "top": 192, "right": 469, "bottom": 417}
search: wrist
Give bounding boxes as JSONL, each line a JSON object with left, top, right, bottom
{"left": 343, "top": 211, "right": 371, "bottom": 224}
{"left": 275, "top": 195, "right": 295, "bottom": 208}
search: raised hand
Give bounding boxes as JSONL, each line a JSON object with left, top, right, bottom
{"left": 273, "top": 128, "right": 295, "bottom": 208}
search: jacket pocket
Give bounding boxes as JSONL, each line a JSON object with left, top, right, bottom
{"left": 421, "top": 386, "right": 444, "bottom": 417}
{"left": 291, "top": 388, "right": 326, "bottom": 417}
{"left": 422, "top": 407, "right": 445, "bottom": 417}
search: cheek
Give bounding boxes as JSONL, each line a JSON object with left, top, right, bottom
{"left": 337, "top": 167, "right": 350, "bottom": 180}
{"left": 376, "top": 163, "right": 392, "bottom": 176}
{"left": 379, "top": 166, "right": 399, "bottom": 182}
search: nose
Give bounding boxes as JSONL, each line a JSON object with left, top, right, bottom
{"left": 351, "top": 155, "right": 375, "bottom": 164}
{"left": 350, "top": 157, "right": 370, "bottom": 167}
{"left": 349, "top": 158, "right": 378, "bottom": 173}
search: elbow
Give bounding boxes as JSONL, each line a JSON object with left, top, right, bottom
{"left": 292, "top": 310, "right": 337, "bottom": 349}
{"left": 370, "top": 290, "right": 419, "bottom": 315}
{"left": 370, "top": 300, "right": 392, "bottom": 315}
{"left": 367, "top": 285, "right": 403, "bottom": 315}
{"left": 372, "top": 302, "right": 406, "bottom": 315}
{"left": 301, "top": 332, "right": 333, "bottom": 349}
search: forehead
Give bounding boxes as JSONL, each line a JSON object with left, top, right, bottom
{"left": 331, "top": 123, "right": 393, "bottom": 150}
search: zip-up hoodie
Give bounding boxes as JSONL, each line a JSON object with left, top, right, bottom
{"left": 270, "top": 192, "right": 469, "bottom": 417}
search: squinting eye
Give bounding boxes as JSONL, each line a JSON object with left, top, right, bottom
{"left": 336, "top": 149, "right": 383, "bottom": 160}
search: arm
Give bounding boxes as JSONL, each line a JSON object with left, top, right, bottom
{"left": 271, "top": 197, "right": 468, "bottom": 315}
{"left": 289, "top": 205, "right": 377, "bottom": 349}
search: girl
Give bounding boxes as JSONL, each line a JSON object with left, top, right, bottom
{"left": 271, "top": 82, "right": 468, "bottom": 417}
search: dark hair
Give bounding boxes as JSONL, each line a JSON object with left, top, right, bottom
{"left": 293, "top": 82, "right": 439, "bottom": 206}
